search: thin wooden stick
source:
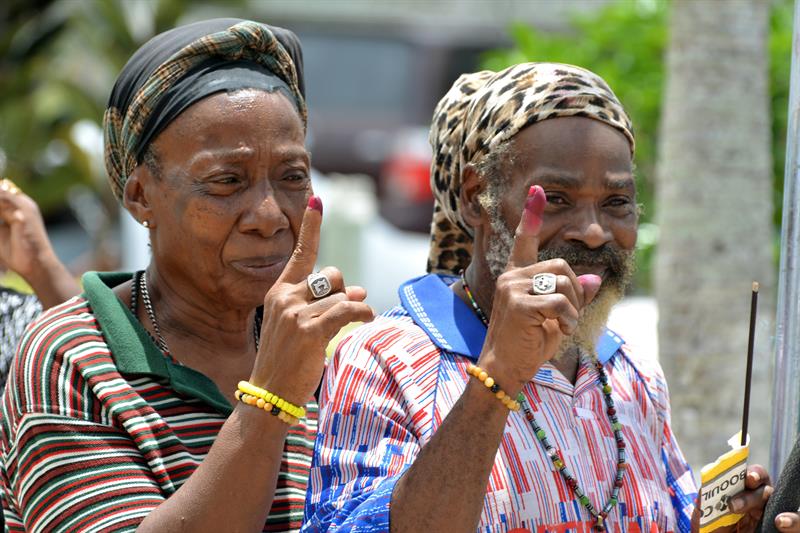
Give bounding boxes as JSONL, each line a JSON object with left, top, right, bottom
{"left": 741, "top": 281, "right": 759, "bottom": 447}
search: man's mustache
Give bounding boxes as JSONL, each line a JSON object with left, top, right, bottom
{"left": 536, "top": 244, "right": 634, "bottom": 284}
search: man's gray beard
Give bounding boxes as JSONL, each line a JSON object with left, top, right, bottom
{"left": 484, "top": 213, "right": 634, "bottom": 358}
{"left": 486, "top": 213, "right": 515, "bottom": 280}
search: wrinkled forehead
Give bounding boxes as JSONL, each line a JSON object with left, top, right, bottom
{"left": 505, "top": 115, "right": 635, "bottom": 182}
{"left": 148, "top": 89, "right": 307, "bottom": 166}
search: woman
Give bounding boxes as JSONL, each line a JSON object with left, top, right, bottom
{"left": 0, "top": 19, "right": 372, "bottom": 532}
{"left": 0, "top": 178, "right": 80, "bottom": 390}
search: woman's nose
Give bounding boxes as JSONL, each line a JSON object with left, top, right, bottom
{"left": 239, "top": 188, "right": 290, "bottom": 238}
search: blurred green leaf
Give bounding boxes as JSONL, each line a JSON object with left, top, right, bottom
{"left": 483, "top": 0, "right": 792, "bottom": 292}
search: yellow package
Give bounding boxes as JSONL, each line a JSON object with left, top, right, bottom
{"left": 698, "top": 432, "right": 750, "bottom": 533}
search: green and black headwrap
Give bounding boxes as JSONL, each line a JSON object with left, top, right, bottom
{"left": 103, "top": 18, "right": 306, "bottom": 203}
{"left": 427, "top": 62, "right": 635, "bottom": 274}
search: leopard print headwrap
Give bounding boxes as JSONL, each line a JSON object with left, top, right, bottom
{"left": 103, "top": 19, "right": 305, "bottom": 203}
{"left": 427, "top": 62, "right": 634, "bottom": 274}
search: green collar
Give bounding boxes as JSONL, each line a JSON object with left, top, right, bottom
{"left": 82, "top": 271, "right": 232, "bottom": 415}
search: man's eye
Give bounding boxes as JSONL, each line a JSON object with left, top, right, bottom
{"left": 545, "top": 194, "right": 567, "bottom": 205}
{"left": 214, "top": 176, "right": 239, "bottom": 185}
{"left": 607, "top": 197, "right": 632, "bottom": 207}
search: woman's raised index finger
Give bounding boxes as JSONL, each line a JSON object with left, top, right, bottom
{"left": 506, "top": 185, "right": 546, "bottom": 270}
{"left": 279, "top": 195, "right": 323, "bottom": 284}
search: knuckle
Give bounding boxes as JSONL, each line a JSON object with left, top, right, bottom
{"left": 497, "top": 272, "right": 514, "bottom": 290}
{"left": 272, "top": 292, "right": 294, "bottom": 310}
{"left": 292, "top": 240, "right": 311, "bottom": 259}
{"left": 284, "top": 307, "right": 302, "bottom": 324}
{"left": 297, "top": 321, "right": 315, "bottom": 336}
{"left": 275, "top": 305, "right": 300, "bottom": 323}
{"left": 322, "top": 266, "right": 344, "bottom": 286}
{"left": 554, "top": 295, "right": 573, "bottom": 315}
{"left": 551, "top": 258, "right": 570, "bottom": 272}
{"left": 556, "top": 275, "right": 571, "bottom": 289}
{"left": 327, "top": 293, "right": 348, "bottom": 305}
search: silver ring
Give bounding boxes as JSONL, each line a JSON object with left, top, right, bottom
{"left": 307, "top": 272, "right": 333, "bottom": 299}
{"left": 532, "top": 273, "right": 557, "bottom": 295}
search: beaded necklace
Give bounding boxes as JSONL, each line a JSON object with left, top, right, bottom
{"left": 459, "top": 270, "right": 627, "bottom": 532}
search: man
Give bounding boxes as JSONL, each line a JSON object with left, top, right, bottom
{"left": 303, "top": 63, "right": 779, "bottom": 532}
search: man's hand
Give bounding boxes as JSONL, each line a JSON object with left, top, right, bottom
{"left": 691, "top": 465, "right": 773, "bottom": 532}
{"left": 477, "top": 185, "right": 602, "bottom": 397}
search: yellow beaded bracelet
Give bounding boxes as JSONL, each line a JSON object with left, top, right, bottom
{"left": 236, "top": 381, "right": 306, "bottom": 420}
{"left": 234, "top": 390, "right": 300, "bottom": 425}
{"left": 466, "top": 363, "right": 520, "bottom": 411}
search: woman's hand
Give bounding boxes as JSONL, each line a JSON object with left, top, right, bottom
{"left": 477, "top": 186, "right": 602, "bottom": 396}
{"left": 0, "top": 179, "right": 54, "bottom": 278}
{"left": 0, "top": 179, "right": 79, "bottom": 307}
{"left": 249, "top": 196, "right": 375, "bottom": 405}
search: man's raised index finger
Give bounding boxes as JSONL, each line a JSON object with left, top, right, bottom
{"left": 279, "top": 195, "right": 323, "bottom": 284}
{"left": 507, "top": 185, "right": 546, "bottom": 270}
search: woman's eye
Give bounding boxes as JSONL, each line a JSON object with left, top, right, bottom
{"left": 199, "top": 175, "right": 243, "bottom": 196}
{"left": 281, "top": 171, "right": 310, "bottom": 185}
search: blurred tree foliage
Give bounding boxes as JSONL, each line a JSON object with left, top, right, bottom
{"left": 483, "top": 0, "right": 793, "bottom": 290}
{"left": 0, "top": 0, "right": 243, "bottom": 215}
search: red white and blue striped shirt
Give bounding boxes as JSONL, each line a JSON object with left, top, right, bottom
{"left": 304, "top": 274, "right": 697, "bottom": 533}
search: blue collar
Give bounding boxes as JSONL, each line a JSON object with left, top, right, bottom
{"left": 398, "top": 273, "right": 624, "bottom": 364}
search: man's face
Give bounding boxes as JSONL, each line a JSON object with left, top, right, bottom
{"left": 480, "top": 115, "right": 638, "bottom": 351}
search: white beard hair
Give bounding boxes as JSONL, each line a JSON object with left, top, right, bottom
{"left": 482, "top": 210, "right": 628, "bottom": 359}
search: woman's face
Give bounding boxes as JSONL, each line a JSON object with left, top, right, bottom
{"left": 140, "top": 89, "right": 310, "bottom": 310}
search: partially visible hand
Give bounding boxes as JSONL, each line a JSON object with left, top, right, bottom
{"left": 691, "top": 464, "right": 773, "bottom": 532}
{"left": 250, "top": 196, "right": 375, "bottom": 405}
{"left": 477, "top": 185, "right": 602, "bottom": 397}
{"left": 775, "top": 512, "right": 800, "bottom": 532}
{"left": 0, "top": 178, "right": 52, "bottom": 279}
{"left": 0, "top": 179, "right": 79, "bottom": 307}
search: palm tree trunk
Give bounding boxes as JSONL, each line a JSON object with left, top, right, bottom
{"left": 655, "top": 0, "right": 774, "bottom": 469}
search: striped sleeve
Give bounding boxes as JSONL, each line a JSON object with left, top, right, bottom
{"left": 0, "top": 298, "right": 164, "bottom": 532}
{"left": 304, "top": 315, "right": 433, "bottom": 532}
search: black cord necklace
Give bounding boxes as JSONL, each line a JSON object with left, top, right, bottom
{"left": 129, "top": 270, "right": 261, "bottom": 361}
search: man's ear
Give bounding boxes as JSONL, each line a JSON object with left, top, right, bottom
{"left": 123, "top": 166, "right": 153, "bottom": 227}
{"left": 460, "top": 163, "right": 486, "bottom": 229}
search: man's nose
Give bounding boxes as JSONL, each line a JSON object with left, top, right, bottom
{"left": 562, "top": 206, "right": 613, "bottom": 249}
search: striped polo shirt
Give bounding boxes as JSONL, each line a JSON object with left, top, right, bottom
{"left": 0, "top": 271, "right": 318, "bottom": 532}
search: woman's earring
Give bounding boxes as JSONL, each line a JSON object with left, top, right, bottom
{"left": 142, "top": 220, "right": 150, "bottom": 228}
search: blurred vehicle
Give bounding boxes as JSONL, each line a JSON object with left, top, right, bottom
{"left": 297, "top": 25, "right": 509, "bottom": 233}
